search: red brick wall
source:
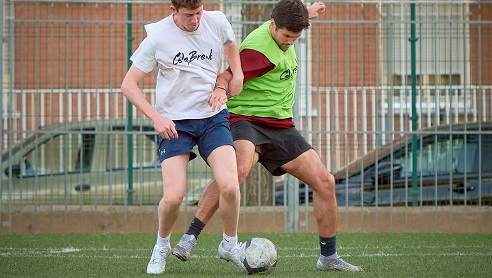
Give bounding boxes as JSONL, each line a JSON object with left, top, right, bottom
{"left": 15, "top": 2, "right": 128, "bottom": 89}
{"left": 312, "top": 3, "right": 379, "bottom": 87}
{"left": 470, "top": 3, "right": 492, "bottom": 118}
{"left": 12, "top": 2, "right": 226, "bottom": 131}
{"left": 11, "top": 2, "right": 491, "bottom": 166}
{"left": 309, "top": 3, "right": 380, "bottom": 167}
{"left": 470, "top": 4, "right": 492, "bottom": 86}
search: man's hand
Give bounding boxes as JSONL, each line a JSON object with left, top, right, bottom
{"left": 308, "top": 2, "right": 326, "bottom": 19}
{"left": 207, "top": 87, "right": 229, "bottom": 112}
{"left": 152, "top": 115, "right": 178, "bottom": 140}
{"left": 228, "top": 75, "right": 243, "bottom": 97}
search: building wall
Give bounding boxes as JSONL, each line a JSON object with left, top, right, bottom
{"left": 5, "top": 1, "right": 492, "bottom": 167}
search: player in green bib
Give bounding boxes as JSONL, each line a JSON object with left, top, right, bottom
{"left": 227, "top": 20, "right": 297, "bottom": 120}
{"left": 174, "top": 0, "right": 363, "bottom": 272}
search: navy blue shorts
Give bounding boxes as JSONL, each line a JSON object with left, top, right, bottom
{"left": 230, "top": 120, "right": 312, "bottom": 176}
{"left": 157, "top": 109, "right": 234, "bottom": 163}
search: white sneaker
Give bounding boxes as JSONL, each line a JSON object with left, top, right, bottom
{"left": 147, "top": 244, "right": 171, "bottom": 274}
{"left": 316, "top": 254, "right": 363, "bottom": 271}
{"left": 218, "top": 241, "right": 247, "bottom": 273}
{"left": 172, "top": 234, "right": 197, "bottom": 261}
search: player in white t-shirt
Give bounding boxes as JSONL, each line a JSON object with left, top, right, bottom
{"left": 120, "top": 0, "right": 245, "bottom": 274}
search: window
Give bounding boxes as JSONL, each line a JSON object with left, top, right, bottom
{"left": 108, "top": 126, "right": 158, "bottom": 171}
{"left": 392, "top": 74, "right": 421, "bottom": 96}
{"left": 398, "top": 137, "right": 461, "bottom": 178}
{"left": 395, "top": 133, "right": 489, "bottom": 178}
{"left": 382, "top": 3, "right": 468, "bottom": 93}
{"left": 21, "top": 130, "right": 96, "bottom": 177}
{"left": 480, "top": 135, "right": 492, "bottom": 173}
{"left": 428, "top": 74, "right": 461, "bottom": 96}
{"left": 392, "top": 74, "right": 460, "bottom": 96}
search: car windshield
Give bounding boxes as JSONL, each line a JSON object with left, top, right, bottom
{"left": 108, "top": 126, "right": 159, "bottom": 170}
{"left": 340, "top": 131, "right": 491, "bottom": 184}
{"left": 399, "top": 137, "right": 464, "bottom": 177}
{"left": 21, "top": 129, "right": 96, "bottom": 177}
{"left": 10, "top": 123, "right": 161, "bottom": 178}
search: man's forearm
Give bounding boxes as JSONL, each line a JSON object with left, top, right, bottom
{"left": 216, "top": 71, "right": 233, "bottom": 90}
{"left": 223, "top": 42, "right": 243, "bottom": 80}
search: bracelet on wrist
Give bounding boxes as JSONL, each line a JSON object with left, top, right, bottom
{"left": 215, "top": 85, "right": 228, "bottom": 92}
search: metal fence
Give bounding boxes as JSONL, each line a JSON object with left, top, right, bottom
{"left": 1, "top": 0, "right": 492, "bottom": 234}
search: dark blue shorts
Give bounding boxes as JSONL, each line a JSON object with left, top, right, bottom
{"left": 157, "top": 109, "right": 234, "bottom": 163}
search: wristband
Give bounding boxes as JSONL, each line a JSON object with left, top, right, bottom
{"left": 215, "top": 85, "right": 228, "bottom": 93}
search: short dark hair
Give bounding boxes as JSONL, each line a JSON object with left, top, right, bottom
{"left": 271, "top": 0, "right": 310, "bottom": 32}
{"left": 171, "top": 0, "right": 203, "bottom": 11}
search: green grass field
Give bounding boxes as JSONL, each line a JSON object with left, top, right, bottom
{"left": 1, "top": 232, "right": 491, "bottom": 277}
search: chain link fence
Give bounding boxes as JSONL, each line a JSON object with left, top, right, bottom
{"left": 1, "top": 0, "right": 492, "bottom": 234}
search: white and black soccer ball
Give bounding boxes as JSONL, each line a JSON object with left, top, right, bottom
{"left": 240, "top": 237, "right": 278, "bottom": 275}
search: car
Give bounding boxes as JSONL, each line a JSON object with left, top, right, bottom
{"left": 275, "top": 122, "right": 492, "bottom": 206}
{"left": 1, "top": 119, "right": 210, "bottom": 206}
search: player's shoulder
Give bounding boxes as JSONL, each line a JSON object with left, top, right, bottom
{"left": 145, "top": 16, "right": 170, "bottom": 33}
{"left": 202, "top": 10, "right": 227, "bottom": 21}
{"left": 201, "top": 10, "right": 230, "bottom": 30}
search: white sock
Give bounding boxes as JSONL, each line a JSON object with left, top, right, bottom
{"left": 156, "top": 232, "right": 170, "bottom": 247}
{"left": 222, "top": 233, "right": 238, "bottom": 250}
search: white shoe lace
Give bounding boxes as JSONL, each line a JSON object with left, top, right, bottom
{"left": 150, "top": 247, "right": 168, "bottom": 263}
{"left": 179, "top": 234, "right": 196, "bottom": 251}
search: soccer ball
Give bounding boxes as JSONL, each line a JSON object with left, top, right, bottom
{"left": 240, "top": 237, "right": 278, "bottom": 275}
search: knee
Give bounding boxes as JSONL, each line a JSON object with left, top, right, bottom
{"left": 314, "top": 171, "right": 336, "bottom": 193}
{"left": 237, "top": 165, "right": 250, "bottom": 184}
{"left": 219, "top": 181, "right": 240, "bottom": 201}
{"left": 325, "top": 172, "right": 336, "bottom": 189}
{"left": 162, "top": 193, "right": 185, "bottom": 208}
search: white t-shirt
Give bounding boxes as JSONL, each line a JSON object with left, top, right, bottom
{"left": 130, "top": 11, "right": 235, "bottom": 120}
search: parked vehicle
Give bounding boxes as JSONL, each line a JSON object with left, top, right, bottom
{"left": 276, "top": 122, "right": 492, "bottom": 206}
{"left": 4, "top": 120, "right": 491, "bottom": 207}
{"left": 1, "top": 120, "right": 210, "bottom": 206}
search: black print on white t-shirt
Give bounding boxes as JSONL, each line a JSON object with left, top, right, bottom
{"left": 173, "top": 50, "right": 213, "bottom": 65}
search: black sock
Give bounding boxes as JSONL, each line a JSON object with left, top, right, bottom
{"left": 185, "top": 217, "right": 205, "bottom": 239}
{"left": 320, "top": 235, "right": 336, "bottom": 256}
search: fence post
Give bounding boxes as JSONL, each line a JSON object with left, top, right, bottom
{"left": 126, "top": 2, "right": 134, "bottom": 206}
{"left": 0, "top": 0, "right": 4, "bottom": 235}
{"left": 409, "top": 3, "right": 419, "bottom": 206}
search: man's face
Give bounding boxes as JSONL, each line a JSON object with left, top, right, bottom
{"left": 171, "top": 5, "right": 203, "bottom": 32}
{"left": 270, "top": 20, "right": 303, "bottom": 52}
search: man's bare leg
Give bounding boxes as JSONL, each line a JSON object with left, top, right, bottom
{"left": 173, "top": 140, "right": 258, "bottom": 261}
{"left": 194, "top": 179, "right": 221, "bottom": 224}
{"left": 206, "top": 145, "right": 240, "bottom": 237}
{"left": 281, "top": 149, "right": 337, "bottom": 238}
{"left": 158, "top": 154, "right": 190, "bottom": 238}
{"left": 204, "top": 145, "right": 244, "bottom": 270}
{"left": 195, "top": 140, "right": 258, "bottom": 224}
{"left": 282, "top": 149, "right": 362, "bottom": 271}
{"left": 147, "top": 154, "right": 189, "bottom": 274}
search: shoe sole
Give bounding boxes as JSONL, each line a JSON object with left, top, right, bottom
{"left": 218, "top": 250, "right": 233, "bottom": 262}
{"left": 172, "top": 247, "right": 189, "bottom": 261}
{"left": 219, "top": 256, "right": 231, "bottom": 262}
{"left": 318, "top": 267, "right": 363, "bottom": 271}
{"left": 317, "top": 263, "right": 363, "bottom": 272}
{"left": 219, "top": 254, "right": 248, "bottom": 273}
{"left": 147, "top": 269, "right": 165, "bottom": 274}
